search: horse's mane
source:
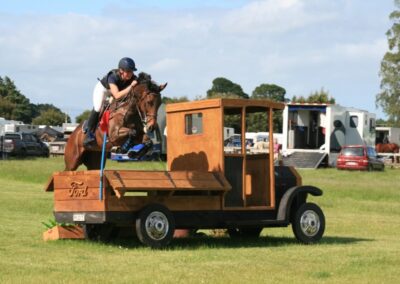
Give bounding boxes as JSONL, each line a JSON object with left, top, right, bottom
{"left": 136, "top": 72, "right": 160, "bottom": 93}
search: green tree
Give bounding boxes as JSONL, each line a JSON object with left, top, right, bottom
{"left": 291, "top": 88, "right": 335, "bottom": 104}
{"left": 207, "top": 77, "right": 249, "bottom": 99}
{"left": 32, "top": 109, "right": 70, "bottom": 126}
{"left": 249, "top": 84, "right": 287, "bottom": 132}
{"left": 161, "top": 96, "right": 189, "bottom": 104}
{"left": 0, "top": 76, "right": 33, "bottom": 122}
{"left": 75, "top": 110, "right": 92, "bottom": 124}
{"left": 251, "top": 84, "right": 287, "bottom": 102}
{"left": 376, "top": 1, "right": 400, "bottom": 126}
{"left": 0, "top": 76, "right": 70, "bottom": 124}
{"left": 376, "top": 118, "right": 390, "bottom": 126}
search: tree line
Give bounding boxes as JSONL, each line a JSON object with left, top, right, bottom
{"left": 376, "top": 0, "right": 400, "bottom": 127}
{"left": 0, "top": 76, "right": 71, "bottom": 125}
{"left": 0, "top": 74, "right": 334, "bottom": 130}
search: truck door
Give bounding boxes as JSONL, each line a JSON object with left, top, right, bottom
{"left": 346, "top": 112, "right": 363, "bottom": 145}
{"left": 22, "top": 133, "right": 35, "bottom": 154}
{"left": 223, "top": 106, "right": 275, "bottom": 208}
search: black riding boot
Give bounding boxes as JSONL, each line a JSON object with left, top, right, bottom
{"left": 83, "top": 109, "right": 99, "bottom": 147}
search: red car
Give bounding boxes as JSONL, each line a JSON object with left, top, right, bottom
{"left": 336, "top": 145, "right": 385, "bottom": 171}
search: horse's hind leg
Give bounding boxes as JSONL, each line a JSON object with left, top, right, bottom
{"left": 64, "top": 145, "right": 82, "bottom": 171}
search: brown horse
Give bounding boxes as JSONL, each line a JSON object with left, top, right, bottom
{"left": 375, "top": 143, "right": 400, "bottom": 153}
{"left": 376, "top": 143, "right": 400, "bottom": 163}
{"left": 64, "top": 73, "right": 166, "bottom": 171}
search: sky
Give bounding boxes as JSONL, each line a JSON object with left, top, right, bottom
{"left": 0, "top": 0, "right": 395, "bottom": 121}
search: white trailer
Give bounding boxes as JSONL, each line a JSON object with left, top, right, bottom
{"left": 282, "top": 103, "right": 376, "bottom": 168}
{"left": 376, "top": 126, "right": 400, "bottom": 145}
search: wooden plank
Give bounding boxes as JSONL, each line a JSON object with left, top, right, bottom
{"left": 106, "top": 196, "right": 222, "bottom": 211}
{"left": 172, "top": 179, "right": 223, "bottom": 189}
{"left": 44, "top": 175, "right": 54, "bottom": 192}
{"left": 108, "top": 179, "right": 175, "bottom": 190}
{"left": 53, "top": 174, "right": 102, "bottom": 190}
{"left": 166, "top": 99, "right": 221, "bottom": 113}
{"left": 104, "top": 170, "right": 230, "bottom": 192}
{"left": 54, "top": 188, "right": 101, "bottom": 201}
{"left": 52, "top": 170, "right": 100, "bottom": 177}
{"left": 105, "top": 170, "right": 170, "bottom": 180}
{"left": 54, "top": 200, "right": 105, "bottom": 212}
{"left": 212, "top": 171, "right": 232, "bottom": 191}
{"left": 168, "top": 171, "right": 219, "bottom": 180}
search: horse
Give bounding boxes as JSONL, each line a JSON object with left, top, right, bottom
{"left": 375, "top": 143, "right": 399, "bottom": 153}
{"left": 64, "top": 73, "right": 166, "bottom": 171}
{"left": 376, "top": 143, "right": 400, "bottom": 163}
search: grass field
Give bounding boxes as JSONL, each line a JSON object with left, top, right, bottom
{"left": 0, "top": 157, "right": 399, "bottom": 283}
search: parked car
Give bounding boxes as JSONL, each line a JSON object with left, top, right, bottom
{"left": 336, "top": 145, "right": 384, "bottom": 171}
{"left": 0, "top": 133, "right": 49, "bottom": 157}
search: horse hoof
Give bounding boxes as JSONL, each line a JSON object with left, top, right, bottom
{"left": 110, "top": 146, "right": 122, "bottom": 153}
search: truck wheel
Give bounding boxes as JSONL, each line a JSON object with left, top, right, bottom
{"left": 227, "top": 227, "right": 262, "bottom": 238}
{"left": 292, "top": 203, "right": 325, "bottom": 244}
{"left": 136, "top": 204, "right": 175, "bottom": 248}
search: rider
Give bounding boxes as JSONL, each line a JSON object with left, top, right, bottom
{"left": 84, "top": 57, "right": 139, "bottom": 147}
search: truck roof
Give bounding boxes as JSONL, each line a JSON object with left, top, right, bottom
{"left": 166, "top": 98, "right": 285, "bottom": 113}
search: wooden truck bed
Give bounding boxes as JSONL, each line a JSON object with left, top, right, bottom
{"left": 45, "top": 170, "right": 231, "bottom": 214}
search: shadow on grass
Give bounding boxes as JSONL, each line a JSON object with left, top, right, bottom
{"left": 101, "top": 234, "right": 373, "bottom": 250}
{"left": 319, "top": 236, "right": 373, "bottom": 245}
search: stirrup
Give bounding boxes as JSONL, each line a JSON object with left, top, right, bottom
{"left": 83, "top": 132, "right": 96, "bottom": 147}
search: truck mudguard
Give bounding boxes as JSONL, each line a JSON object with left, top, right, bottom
{"left": 277, "top": 185, "right": 323, "bottom": 222}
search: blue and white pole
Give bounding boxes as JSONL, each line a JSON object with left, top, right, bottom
{"left": 99, "top": 132, "right": 107, "bottom": 200}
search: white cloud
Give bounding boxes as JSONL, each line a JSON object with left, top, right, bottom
{"left": 220, "top": 0, "right": 334, "bottom": 34}
{"left": 333, "top": 39, "right": 387, "bottom": 59}
{"left": 148, "top": 58, "right": 182, "bottom": 72}
{"left": 0, "top": 1, "right": 393, "bottom": 120}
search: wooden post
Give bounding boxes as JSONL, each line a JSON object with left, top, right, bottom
{"left": 269, "top": 108, "right": 275, "bottom": 208}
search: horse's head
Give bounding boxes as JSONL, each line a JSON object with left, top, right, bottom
{"left": 132, "top": 72, "right": 167, "bottom": 132}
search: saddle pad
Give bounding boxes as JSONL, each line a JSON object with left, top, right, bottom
{"left": 99, "top": 110, "right": 110, "bottom": 134}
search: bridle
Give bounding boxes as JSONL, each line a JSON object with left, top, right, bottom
{"left": 132, "top": 88, "right": 160, "bottom": 130}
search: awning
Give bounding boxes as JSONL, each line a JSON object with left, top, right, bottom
{"left": 288, "top": 105, "right": 327, "bottom": 112}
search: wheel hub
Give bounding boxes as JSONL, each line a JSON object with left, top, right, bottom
{"left": 300, "top": 210, "right": 320, "bottom": 237}
{"left": 145, "top": 211, "right": 169, "bottom": 240}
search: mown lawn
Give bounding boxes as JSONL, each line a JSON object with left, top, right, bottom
{"left": 0, "top": 157, "right": 399, "bottom": 283}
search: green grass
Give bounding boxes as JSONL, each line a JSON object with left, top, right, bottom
{"left": 0, "top": 157, "right": 399, "bottom": 283}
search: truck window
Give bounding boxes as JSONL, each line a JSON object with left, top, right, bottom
{"left": 369, "top": 118, "right": 375, "bottom": 132}
{"left": 5, "top": 134, "right": 21, "bottom": 140}
{"left": 350, "top": 116, "right": 358, "bottom": 128}
{"left": 185, "top": 113, "right": 203, "bottom": 135}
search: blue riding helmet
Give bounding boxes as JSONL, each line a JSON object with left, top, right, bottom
{"left": 118, "top": 57, "right": 137, "bottom": 71}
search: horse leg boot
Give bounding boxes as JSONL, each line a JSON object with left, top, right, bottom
{"left": 121, "top": 129, "right": 137, "bottom": 154}
{"left": 84, "top": 109, "right": 99, "bottom": 147}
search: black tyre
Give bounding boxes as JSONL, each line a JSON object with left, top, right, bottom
{"left": 227, "top": 227, "right": 263, "bottom": 239}
{"left": 292, "top": 203, "right": 325, "bottom": 244}
{"left": 136, "top": 204, "right": 175, "bottom": 248}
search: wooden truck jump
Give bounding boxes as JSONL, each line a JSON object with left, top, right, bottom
{"left": 45, "top": 98, "right": 325, "bottom": 248}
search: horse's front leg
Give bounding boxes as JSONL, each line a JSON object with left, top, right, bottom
{"left": 109, "top": 126, "right": 136, "bottom": 153}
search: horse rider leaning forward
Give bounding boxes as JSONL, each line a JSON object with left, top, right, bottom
{"left": 84, "top": 57, "right": 139, "bottom": 149}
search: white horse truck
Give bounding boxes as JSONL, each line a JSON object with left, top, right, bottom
{"left": 282, "top": 103, "right": 376, "bottom": 168}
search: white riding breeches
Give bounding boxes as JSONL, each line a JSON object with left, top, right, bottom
{"left": 93, "top": 81, "right": 111, "bottom": 112}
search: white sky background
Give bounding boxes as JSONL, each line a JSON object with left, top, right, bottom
{"left": 0, "top": 0, "right": 394, "bottom": 121}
